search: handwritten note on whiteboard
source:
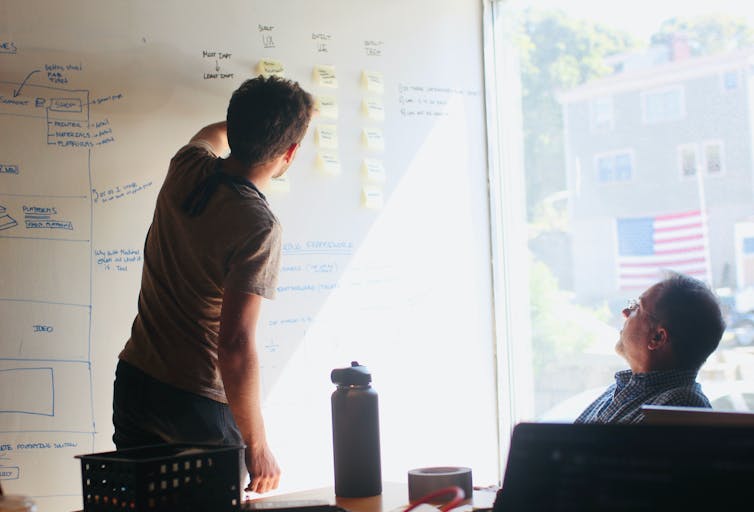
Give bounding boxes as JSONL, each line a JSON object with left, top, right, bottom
{"left": 361, "top": 185, "right": 384, "bottom": 209}
{"left": 256, "top": 59, "right": 285, "bottom": 77}
{"left": 362, "top": 99, "right": 385, "bottom": 121}
{"left": 316, "top": 96, "right": 339, "bottom": 119}
{"left": 362, "top": 158, "right": 386, "bottom": 183}
{"left": 316, "top": 151, "right": 341, "bottom": 175}
{"left": 313, "top": 65, "right": 338, "bottom": 88}
{"left": 315, "top": 125, "right": 339, "bottom": 149}
{"left": 361, "top": 127, "right": 385, "bottom": 151}
{"left": 361, "top": 70, "right": 385, "bottom": 94}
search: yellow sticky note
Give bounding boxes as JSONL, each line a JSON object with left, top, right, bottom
{"left": 256, "top": 59, "right": 285, "bottom": 77}
{"left": 361, "top": 185, "right": 384, "bottom": 209}
{"left": 316, "top": 96, "right": 339, "bottom": 119}
{"left": 268, "top": 174, "right": 290, "bottom": 192}
{"left": 361, "top": 99, "right": 385, "bottom": 121}
{"left": 313, "top": 65, "right": 338, "bottom": 88}
{"left": 315, "top": 124, "right": 339, "bottom": 149}
{"left": 361, "top": 70, "right": 384, "bottom": 94}
{"left": 316, "top": 151, "right": 341, "bottom": 175}
{"left": 361, "top": 128, "right": 384, "bottom": 151}
{"left": 362, "top": 158, "right": 386, "bottom": 183}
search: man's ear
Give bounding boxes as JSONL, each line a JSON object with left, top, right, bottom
{"left": 648, "top": 327, "right": 669, "bottom": 350}
{"left": 283, "top": 143, "right": 299, "bottom": 163}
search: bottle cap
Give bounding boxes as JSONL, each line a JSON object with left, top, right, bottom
{"left": 331, "top": 361, "right": 372, "bottom": 386}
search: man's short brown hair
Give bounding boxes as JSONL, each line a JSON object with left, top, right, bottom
{"left": 226, "top": 76, "right": 314, "bottom": 167}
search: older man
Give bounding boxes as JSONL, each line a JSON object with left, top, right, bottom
{"left": 575, "top": 272, "right": 726, "bottom": 424}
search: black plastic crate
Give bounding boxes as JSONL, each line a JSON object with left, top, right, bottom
{"left": 76, "top": 443, "right": 244, "bottom": 511}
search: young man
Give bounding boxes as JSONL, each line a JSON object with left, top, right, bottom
{"left": 113, "top": 76, "right": 314, "bottom": 494}
{"left": 576, "top": 272, "right": 726, "bottom": 424}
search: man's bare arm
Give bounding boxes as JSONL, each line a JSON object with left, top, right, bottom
{"left": 218, "top": 288, "right": 280, "bottom": 494}
{"left": 190, "top": 121, "right": 229, "bottom": 156}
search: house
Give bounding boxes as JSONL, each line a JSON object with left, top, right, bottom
{"left": 559, "top": 42, "right": 754, "bottom": 304}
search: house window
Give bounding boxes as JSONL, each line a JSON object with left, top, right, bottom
{"left": 596, "top": 151, "right": 632, "bottom": 183}
{"left": 703, "top": 141, "right": 724, "bottom": 175}
{"left": 745, "top": 237, "right": 754, "bottom": 254}
{"left": 589, "top": 96, "right": 613, "bottom": 131}
{"left": 642, "top": 86, "right": 684, "bottom": 124}
{"left": 722, "top": 70, "right": 739, "bottom": 91}
{"left": 678, "top": 144, "right": 699, "bottom": 178}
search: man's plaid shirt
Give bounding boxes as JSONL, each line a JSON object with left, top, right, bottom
{"left": 575, "top": 368, "right": 710, "bottom": 424}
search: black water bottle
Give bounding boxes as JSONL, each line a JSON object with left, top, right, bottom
{"left": 331, "top": 361, "right": 382, "bottom": 497}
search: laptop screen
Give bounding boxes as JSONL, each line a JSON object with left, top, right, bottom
{"left": 495, "top": 422, "right": 754, "bottom": 511}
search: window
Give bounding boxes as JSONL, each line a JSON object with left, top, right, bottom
{"left": 642, "top": 86, "right": 684, "bottom": 124}
{"left": 678, "top": 142, "right": 724, "bottom": 177}
{"left": 703, "top": 141, "right": 724, "bottom": 175}
{"left": 735, "top": 224, "right": 754, "bottom": 288}
{"left": 678, "top": 144, "right": 699, "bottom": 178}
{"left": 722, "top": 70, "right": 740, "bottom": 92}
{"left": 595, "top": 151, "right": 632, "bottom": 183}
{"left": 492, "top": 2, "right": 754, "bottom": 429}
{"left": 744, "top": 237, "right": 754, "bottom": 254}
{"left": 590, "top": 96, "right": 613, "bottom": 131}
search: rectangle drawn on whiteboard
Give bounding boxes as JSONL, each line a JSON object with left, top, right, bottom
{"left": 0, "top": 466, "right": 20, "bottom": 481}
{"left": 0, "top": 367, "right": 54, "bottom": 416}
{"left": 49, "top": 98, "right": 83, "bottom": 113}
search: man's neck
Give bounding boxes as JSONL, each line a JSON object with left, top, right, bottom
{"left": 222, "top": 154, "right": 277, "bottom": 191}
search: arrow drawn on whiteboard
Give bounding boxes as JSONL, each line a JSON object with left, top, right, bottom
{"left": 13, "top": 69, "right": 41, "bottom": 97}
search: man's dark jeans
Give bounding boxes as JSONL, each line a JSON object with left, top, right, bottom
{"left": 112, "top": 360, "right": 243, "bottom": 449}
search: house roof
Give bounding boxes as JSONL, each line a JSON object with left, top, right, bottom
{"left": 558, "top": 47, "right": 754, "bottom": 104}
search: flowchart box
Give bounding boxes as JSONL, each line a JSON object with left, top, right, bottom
{"left": 0, "top": 367, "right": 54, "bottom": 416}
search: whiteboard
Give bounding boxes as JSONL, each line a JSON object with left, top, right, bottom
{"left": 0, "top": 1, "right": 498, "bottom": 510}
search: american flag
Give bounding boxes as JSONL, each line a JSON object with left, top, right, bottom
{"left": 616, "top": 210, "right": 710, "bottom": 290}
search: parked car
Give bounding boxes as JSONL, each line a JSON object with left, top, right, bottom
{"left": 717, "top": 288, "right": 754, "bottom": 346}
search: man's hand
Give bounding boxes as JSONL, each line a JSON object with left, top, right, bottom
{"left": 218, "top": 289, "right": 281, "bottom": 494}
{"left": 245, "top": 442, "right": 281, "bottom": 494}
{"left": 190, "top": 121, "right": 229, "bottom": 156}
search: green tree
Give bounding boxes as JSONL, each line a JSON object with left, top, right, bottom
{"left": 529, "top": 258, "right": 609, "bottom": 376}
{"left": 651, "top": 14, "right": 754, "bottom": 56}
{"left": 517, "top": 9, "right": 636, "bottom": 220}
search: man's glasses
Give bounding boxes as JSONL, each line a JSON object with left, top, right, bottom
{"left": 625, "top": 298, "right": 642, "bottom": 314}
{"left": 625, "top": 298, "right": 660, "bottom": 323}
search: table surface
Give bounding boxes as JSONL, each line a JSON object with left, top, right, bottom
{"left": 73, "top": 481, "right": 497, "bottom": 512}
{"left": 246, "top": 482, "right": 497, "bottom": 512}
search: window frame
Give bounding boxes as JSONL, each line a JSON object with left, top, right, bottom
{"left": 594, "top": 149, "right": 635, "bottom": 184}
{"left": 677, "top": 142, "right": 700, "bottom": 180}
{"left": 589, "top": 95, "right": 615, "bottom": 132}
{"left": 702, "top": 139, "right": 726, "bottom": 177}
{"left": 641, "top": 84, "right": 686, "bottom": 125}
{"left": 720, "top": 69, "right": 741, "bottom": 94}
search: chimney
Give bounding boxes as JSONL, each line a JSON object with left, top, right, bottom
{"left": 671, "top": 32, "right": 691, "bottom": 61}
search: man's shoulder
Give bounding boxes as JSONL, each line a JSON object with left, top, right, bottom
{"left": 647, "top": 382, "right": 711, "bottom": 408}
{"left": 233, "top": 188, "right": 279, "bottom": 227}
{"left": 574, "top": 385, "right": 617, "bottom": 423}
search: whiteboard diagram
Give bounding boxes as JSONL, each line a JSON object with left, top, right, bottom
{"left": 0, "top": 72, "right": 97, "bottom": 505}
{"left": 0, "top": 2, "right": 499, "bottom": 511}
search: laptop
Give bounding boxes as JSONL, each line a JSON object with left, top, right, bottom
{"left": 494, "top": 422, "right": 754, "bottom": 511}
{"left": 641, "top": 404, "right": 754, "bottom": 426}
